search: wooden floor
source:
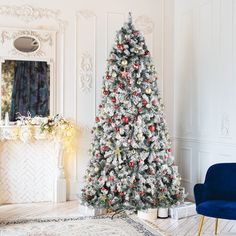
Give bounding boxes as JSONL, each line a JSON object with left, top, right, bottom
{"left": 152, "top": 215, "right": 236, "bottom": 236}
{"left": 0, "top": 201, "right": 236, "bottom": 236}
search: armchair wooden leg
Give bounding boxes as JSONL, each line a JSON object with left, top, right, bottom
{"left": 215, "top": 218, "right": 219, "bottom": 235}
{"left": 197, "top": 215, "right": 205, "bottom": 236}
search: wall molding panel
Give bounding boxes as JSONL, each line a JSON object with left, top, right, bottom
{"left": 178, "top": 147, "right": 193, "bottom": 184}
{"left": 76, "top": 10, "right": 96, "bottom": 124}
{"left": 198, "top": 151, "right": 212, "bottom": 183}
{"left": 174, "top": 0, "right": 236, "bottom": 200}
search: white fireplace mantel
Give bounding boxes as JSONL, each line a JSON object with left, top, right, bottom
{"left": 0, "top": 125, "right": 67, "bottom": 204}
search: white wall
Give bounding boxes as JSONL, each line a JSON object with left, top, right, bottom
{"left": 0, "top": 0, "right": 172, "bottom": 200}
{"left": 174, "top": 0, "right": 236, "bottom": 199}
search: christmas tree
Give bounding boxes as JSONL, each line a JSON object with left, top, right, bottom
{"left": 81, "top": 13, "right": 185, "bottom": 211}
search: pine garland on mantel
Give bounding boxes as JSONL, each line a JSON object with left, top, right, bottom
{"left": 0, "top": 114, "right": 75, "bottom": 152}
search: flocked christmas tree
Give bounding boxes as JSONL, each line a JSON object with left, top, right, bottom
{"left": 81, "top": 13, "right": 185, "bottom": 211}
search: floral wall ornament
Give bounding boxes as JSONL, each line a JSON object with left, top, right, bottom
{"left": 220, "top": 113, "right": 230, "bottom": 137}
{"left": 0, "top": 31, "right": 11, "bottom": 44}
{"left": 0, "top": 4, "right": 63, "bottom": 24}
{"left": 79, "top": 51, "right": 93, "bottom": 92}
{"left": 77, "top": 10, "right": 96, "bottom": 19}
{"left": 135, "top": 15, "right": 154, "bottom": 34}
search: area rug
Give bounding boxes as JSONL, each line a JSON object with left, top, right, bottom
{"left": 0, "top": 215, "right": 163, "bottom": 236}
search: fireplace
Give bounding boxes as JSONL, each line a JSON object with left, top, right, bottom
{"left": 0, "top": 125, "right": 67, "bottom": 204}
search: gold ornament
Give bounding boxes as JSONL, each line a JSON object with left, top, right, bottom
{"left": 112, "top": 71, "right": 117, "bottom": 78}
{"left": 121, "top": 59, "right": 128, "bottom": 66}
{"left": 145, "top": 88, "right": 152, "bottom": 94}
{"left": 134, "top": 48, "right": 139, "bottom": 53}
{"left": 146, "top": 104, "right": 151, "bottom": 108}
{"left": 137, "top": 80, "right": 142, "bottom": 85}
{"left": 100, "top": 196, "right": 107, "bottom": 201}
{"left": 151, "top": 65, "right": 155, "bottom": 71}
{"left": 114, "top": 147, "right": 122, "bottom": 158}
{"left": 158, "top": 195, "right": 166, "bottom": 201}
{"left": 137, "top": 133, "right": 143, "bottom": 140}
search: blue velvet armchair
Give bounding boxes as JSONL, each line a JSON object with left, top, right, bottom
{"left": 194, "top": 163, "right": 236, "bottom": 236}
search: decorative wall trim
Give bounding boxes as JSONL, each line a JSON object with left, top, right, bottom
{"left": 77, "top": 10, "right": 96, "bottom": 19}
{"left": 0, "top": 4, "right": 66, "bottom": 26}
{"left": 198, "top": 151, "right": 211, "bottom": 182}
{"left": 79, "top": 51, "right": 93, "bottom": 92}
{"left": 75, "top": 10, "right": 96, "bottom": 182}
{"left": 135, "top": 15, "right": 154, "bottom": 34}
{"left": 173, "top": 136, "right": 236, "bottom": 147}
{"left": 220, "top": 113, "right": 230, "bottom": 138}
{"left": 178, "top": 147, "right": 193, "bottom": 184}
{"left": 75, "top": 10, "right": 96, "bottom": 121}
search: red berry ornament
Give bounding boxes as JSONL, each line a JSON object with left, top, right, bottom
{"left": 129, "top": 161, "right": 134, "bottom": 167}
{"left": 103, "top": 90, "right": 109, "bottom": 95}
{"left": 114, "top": 127, "right": 119, "bottom": 132}
{"left": 139, "top": 191, "right": 144, "bottom": 196}
{"left": 108, "top": 176, "right": 113, "bottom": 181}
{"left": 119, "top": 83, "right": 124, "bottom": 89}
{"left": 117, "top": 44, "right": 124, "bottom": 50}
{"left": 148, "top": 125, "right": 156, "bottom": 132}
{"left": 111, "top": 97, "right": 116, "bottom": 103}
{"left": 95, "top": 117, "right": 100, "bottom": 122}
{"left": 122, "top": 116, "right": 129, "bottom": 124}
{"left": 142, "top": 99, "right": 147, "bottom": 106}
{"left": 152, "top": 99, "right": 157, "bottom": 106}
{"left": 132, "top": 63, "right": 139, "bottom": 70}
{"left": 101, "top": 146, "right": 107, "bottom": 152}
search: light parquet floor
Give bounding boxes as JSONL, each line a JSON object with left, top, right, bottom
{"left": 0, "top": 201, "right": 236, "bottom": 236}
{"left": 151, "top": 215, "right": 236, "bottom": 236}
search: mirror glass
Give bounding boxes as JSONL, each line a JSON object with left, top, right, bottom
{"left": 14, "top": 36, "right": 40, "bottom": 53}
{"left": 1, "top": 60, "right": 50, "bottom": 121}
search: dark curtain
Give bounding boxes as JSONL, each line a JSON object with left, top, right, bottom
{"left": 10, "top": 61, "right": 49, "bottom": 121}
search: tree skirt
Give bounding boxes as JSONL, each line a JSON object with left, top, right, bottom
{"left": 0, "top": 215, "right": 162, "bottom": 236}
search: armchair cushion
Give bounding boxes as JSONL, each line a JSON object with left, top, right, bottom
{"left": 197, "top": 200, "right": 236, "bottom": 220}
